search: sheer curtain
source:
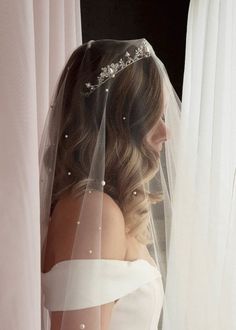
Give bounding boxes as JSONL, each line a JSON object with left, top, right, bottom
{"left": 0, "top": 1, "right": 81, "bottom": 329}
{"left": 1, "top": 0, "right": 236, "bottom": 329}
{"left": 162, "top": 0, "right": 236, "bottom": 329}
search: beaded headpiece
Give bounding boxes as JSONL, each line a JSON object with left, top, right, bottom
{"left": 82, "top": 40, "right": 151, "bottom": 96}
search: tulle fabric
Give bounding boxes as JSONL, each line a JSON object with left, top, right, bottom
{"left": 161, "top": 1, "right": 236, "bottom": 329}
{"left": 39, "top": 38, "right": 181, "bottom": 329}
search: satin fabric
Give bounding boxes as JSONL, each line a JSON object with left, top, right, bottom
{"left": 42, "top": 259, "right": 164, "bottom": 329}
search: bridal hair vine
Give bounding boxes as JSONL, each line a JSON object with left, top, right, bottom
{"left": 82, "top": 40, "right": 151, "bottom": 96}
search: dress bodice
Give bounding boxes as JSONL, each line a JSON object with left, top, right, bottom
{"left": 41, "top": 258, "right": 164, "bottom": 329}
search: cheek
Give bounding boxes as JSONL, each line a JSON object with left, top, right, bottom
{"left": 144, "top": 120, "right": 168, "bottom": 151}
{"left": 146, "top": 123, "right": 162, "bottom": 143}
{"left": 145, "top": 129, "right": 161, "bottom": 148}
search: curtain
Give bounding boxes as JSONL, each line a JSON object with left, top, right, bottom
{"left": 0, "top": 1, "right": 82, "bottom": 329}
{"left": 162, "top": 0, "right": 236, "bottom": 329}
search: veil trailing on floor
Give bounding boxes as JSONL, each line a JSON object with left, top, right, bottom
{"left": 39, "top": 38, "right": 181, "bottom": 329}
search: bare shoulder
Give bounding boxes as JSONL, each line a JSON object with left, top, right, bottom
{"left": 50, "top": 190, "right": 127, "bottom": 260}
{"left": 99, "top": 192, "right": 127, "bottom": 259}
{"left": 52, "top": 190, "right": 124, "bottom": 225}
{"left": 101, "top": 191, "right": 125, "bottom": 226}
{"left": 47, "top": 191, "right": 126, "bottom": 328}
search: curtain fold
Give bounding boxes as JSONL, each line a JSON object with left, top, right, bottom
{"left": 0, "top": 1, "right": 81, "bottom": 329}
{"left": 162, "top": 0, "right": 236, "bottom": 329}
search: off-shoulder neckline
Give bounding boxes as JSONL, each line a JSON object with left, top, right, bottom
{"left": 41, "top": 258, "right": 160, "bottom": 275}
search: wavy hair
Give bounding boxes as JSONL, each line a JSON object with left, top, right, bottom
{"left": 46, "top": 40, "right": 164, "bottom": 245}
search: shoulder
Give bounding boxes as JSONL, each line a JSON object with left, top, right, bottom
{"left": 51, "top": 190, "right": 127, "bottom": 260}
{"left": 101, "top": 192, "right": 125, "bottom": 228}
{"left": 53, "top": 190, "right": 124, "bottom": 226}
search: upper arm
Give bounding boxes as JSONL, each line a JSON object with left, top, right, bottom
{"left": 100, "top": 192, "right": 127, "bottom": 259}
{"left": 51, "top": 190, "right": 127, "bottom": 260}
{"left": 48, "top": 191, "right": 127, "bottom": 330}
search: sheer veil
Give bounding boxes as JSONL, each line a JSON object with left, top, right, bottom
{"left": 39, "top": 38, "right": 181, "bottom": 329}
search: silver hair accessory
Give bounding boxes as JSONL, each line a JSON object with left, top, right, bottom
{"left": 82, "top": 40, "right": 151, "bottom": 96}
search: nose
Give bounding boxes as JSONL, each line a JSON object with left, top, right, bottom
{"left": 160, "top": 119, "right": 171, "bottom": 141}
{"left": 144, "top": 118, "right": 171, "bottom": 153}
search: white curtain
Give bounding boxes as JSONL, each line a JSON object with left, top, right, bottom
{"left": 162, "top": 0, "right": 236, "bottom": 329}
{"left": 2, "top": 0, "right": 236, "bottom": 329}
{"left": 0, "top": 1, "right": 82, "bottom": 329}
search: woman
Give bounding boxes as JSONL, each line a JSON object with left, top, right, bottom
{"left": 40, "top": 38, "right": 180, "bottom": 330}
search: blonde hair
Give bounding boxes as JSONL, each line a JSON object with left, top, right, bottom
{"left": 47, "top": 41, "right": 164, "bottom": 245}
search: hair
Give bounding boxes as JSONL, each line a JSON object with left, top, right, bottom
{"left": 46, "top": 40, "right": 165, "bottom": 245}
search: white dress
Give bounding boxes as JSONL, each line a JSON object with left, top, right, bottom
{"left": 41, "top": 258, "right": 164, "bottom": 329}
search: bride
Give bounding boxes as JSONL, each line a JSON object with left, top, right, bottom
{"left": 40, "top": 38, "right": 180, "bottom": 330}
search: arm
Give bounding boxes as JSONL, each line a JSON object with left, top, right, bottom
{"left": 48, "top": 191, "right": 127, "bottom": 330}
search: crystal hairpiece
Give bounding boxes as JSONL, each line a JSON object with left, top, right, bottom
{"left": 83, "top": 40, "right": 151, "bottom": 96}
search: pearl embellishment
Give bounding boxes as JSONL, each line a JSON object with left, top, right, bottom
{"left": 79, "top": 324, "right": 86, "bottom": 329}
{"left": 89, "top": 249, "right": 93, "bottom": 254}
{"left": 133, "top": 191, "right": 137, "bottom": 195}
{"left": 101, "top": 180, "right": 106, "bottom": 186}
{"left": 67, "top": 171, "right": 72, "bottom": 176}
